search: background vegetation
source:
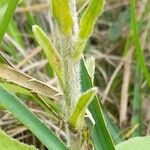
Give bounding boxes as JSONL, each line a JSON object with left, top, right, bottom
{"left": 0, "top": 0, "right": 150, "bottom": 149}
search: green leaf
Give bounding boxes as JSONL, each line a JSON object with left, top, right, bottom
{"left": 0, "top": 86, "right": 68, "bottom": 150}
{"left": 72, "top": 39, "right": 87, "bottom": 61}
{"left": 116, "top": 136, "right": 150, "bottom": 150}
{"left": 80, "top": 59, "right": 115, "bottom": 150}
{"left": 51, "top": 0, "right": 73, "bottom": 35}
{"left": 69, "top": 88, "right": 97, "bottom": 130}
{"left": 85, "top": 56, "right": 95, "bottom": 83}
{"left": 104, "top": 112, "right": 122, "bottom": 144}
{"left": 0, "top": 0, "right": 19, "bottom": 42}
{"left": 79, "top": 0, "right": 105, "bottom": 39}
{"left": 131, "top": 65, "right": 142, "bottom": 137}
{"left": 0, "top": 82, "right": 32, "bottom": 96}
{"left": 72, "top": 0, "right": 105, "bottom": 60}
{"left": 0, "top": 129, "right": 36, "bottom": 150}
{"left": 130, "top": 0, "right": 150, "bottom": 86}
{"left": 32, "top": 25, "right": 63, "bottom": 86}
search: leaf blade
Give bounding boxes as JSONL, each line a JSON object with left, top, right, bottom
{"left": 72, "top": 0, "right": 105, "bottom": 60}
{"left": 32, "top": 25, "right": 63, "bottom": 86}
{"left": 116, "top": 136, "right": 150, "bottom": 150}
{"left": 69, "top": 88, "right": 97, "bottom": 130}
{"left": 0, "top": 63, "right": 61, "bottom": 100}
{"left": 0, "top": 86, "right": 68, "bottom": 150}
{"left": 51, "top": 0, "right": 73, "bottom": 35}
{"left": 80, "top": 59, "right": 115, "bottom": 150}
{"left": 0, "top": 129, "right": 37, "bottom": 150}
{"left": 130, "top": 0, "right": 150, "bottom": 86}
{"left": 79, "top": 0, "right": 105, "bottom": 39}
{"left": 0, "top": 0, "right": 19, "bottom": 42}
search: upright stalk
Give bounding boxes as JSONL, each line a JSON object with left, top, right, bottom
{"left": 59, "top": 1, "right": 82, "bottom": 149}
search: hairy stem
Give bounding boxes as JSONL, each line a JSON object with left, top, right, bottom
{"left": 60, "top": 1, "right": 82, "bottom": 149}
{"left": 61, "top": 36, "right": 81, "bottom": 112}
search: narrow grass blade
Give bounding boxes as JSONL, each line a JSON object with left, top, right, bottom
{"left": 0, "top": 86, "right": 68, "bottom": 150}
{"left": 69, "top": 88, "right": 97, "bottom": 130}
{"left": 0, "top": 82, "right": 32, "bottom": 96}
{"left": 131, "top": 64, "right": 142, "bottom": 137}
{"left": 0, "top": 0, "right": 19, "bottom": 42}
{"left": 0, "top": 129, "right": 36, "bottom": 150}
{"left": 32, "top": 25, "right": 63, "bottom": 86}
{"left": 130, "top": 0, "right": 150, "bottom": 86}
{"left": 0, "top": 82, "right": 62, "bottom": 122}
{"left": 8, "top": 20, "right": 26, "bottom": 48}
{"left": 51, "top": 0, "right": 73, "bottom": 35}
{"left": 80, "top": 59, "right": 115, "bottom": 150}
{"left": 104, "top": 112, "right": 122, "bottom": 144}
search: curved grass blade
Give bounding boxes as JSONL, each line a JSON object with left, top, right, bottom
{"left": 80, "top": 59, "right": 115, "bottom": 150}
{"left": 0, "top": 129, "right": 37, "bottom": 150}
{"left": 0, "top": 86, "right": 68, "bottom": 150}
{"left": 0, "top": 0, "right": 19, "bottom": 42}
{"left": 130, "top": 0, "right": 150, "bottom": 86}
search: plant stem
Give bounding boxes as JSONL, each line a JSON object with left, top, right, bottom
{"left": 60, "top": 1, "right": 83, "bottom": 149}
{"left": 60, "top": 35, "right": 81, "bottom": 149}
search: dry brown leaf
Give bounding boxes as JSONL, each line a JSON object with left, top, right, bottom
{"left": 0, "top": 63, "right": 62, "bottom": 100}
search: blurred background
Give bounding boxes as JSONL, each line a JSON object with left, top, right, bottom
{"left": 1, "top": 0, "right": 150, "bottom": 149}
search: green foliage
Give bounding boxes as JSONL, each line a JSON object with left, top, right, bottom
{"left": 85, "top": 56, "right": 95, "bottom": 83}
{"left": 0, "top": 129, "right": 36, "bottom": 150}
{"left": 0, "top": 0, "right": 135, "bottom": 149}
{"left": 51, "top": 0, "right": 73, "bottom": 35}
{"left": 79, "top": 0, "right": 105, "bottom": 39}
{"left": 116, "top": 136, "right": 150, "bottom": 150}
{"left": 72, "top": 0, "right": 105, "bottom": 60}
{"left": 131, "top": 65, "right": 142, "bottom": 136}
{"left": 69, "top": 88, "right": 97, "bottom": 130}
{"left": 0, "top": 86, "right": 68, "bottom": 150}
{"left": 80, "top": 59, "right": 115, "bottom": 150}
{"left": 32, "top": 25, "right": 63, "bottom": 86}
{"left": 0, "top": 0, "right": 19, "bottom": 42}
{"left": 130, "top": 0, "right": 150, "bottom": 86}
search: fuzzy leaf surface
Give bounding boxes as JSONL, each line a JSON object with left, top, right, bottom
{"left": 72, "top": 0, "right": 105, "bottom": 60}
{"left": 51, "top": 0, "right": 73, "bottom": 35}
{"left": 69, "top": 88, "right": 97, "bottom": 130}
{"left": 32, "top": 25, "right": 63, "bottom": 85}
{"left": 79, "top": 0, "right": 105, "bottom": 39}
